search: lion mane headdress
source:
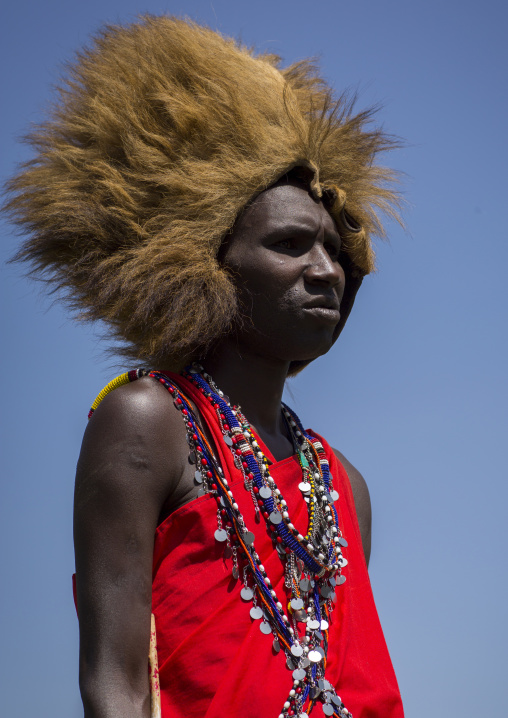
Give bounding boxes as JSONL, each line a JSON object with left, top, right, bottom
{"left": 5, "top": 15, "right": 401, "bottom": 370}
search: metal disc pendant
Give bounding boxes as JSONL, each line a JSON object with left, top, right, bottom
{"left": 332, "top": 695, "right": 343, "bottom": 707}
{"left": 330, "top": 490, "right": 339, "bottom": 502}
{"left": 232, "top": 566, "right": 239, "bottom": 579}
{"left": 196, "top": 487, "right": 206, "bottom": 497}
{"left": 250, "top": 606, "right": 263, "bottom": 620}
{"left": 291, "top": 644, "right": 303, "bottom": 657}
{"left": 338, "top": 557, "right": 348, "bottom": 567}
{"left": 286, "top": 656, "right": 296, "bottom": 670}
{"left": 338, "top": 536, "right": 348, "bottom": 547}
{"left": 290, "top": 598, "right": 304, "bottom": 611}
{"left": 310, "top": 685, "right": 320, "bottom": 700}
{"left": 321, "top": 619, "right": 329, "bottom": 631}
{"left": 300, "top": 656, "right": 310, "bottom": 668}
{"left": 260, "top": 621, "right": 272, "bottom": 635}
{"left": 337, "top": 575, "right": 346, "bottom": 585}
{"left": 214, "top": 528, "right": 227, "bottom": 542}
{"left": 223, "top": 434, "right": 233, "bottom": 446}
{"left": 299, "top": 578, "right": 312, "bottom": 592}
{"left": 188, "top": 451, "right": 196, "bottom": 464}
{"left": 243, "top": 531, "right": 255, "bottom": 546}
{"left": 269, "top": 511, "right": 282, "bottom": 525}
{"left": 259, "top": 486, "right": 272, "bottom": 499}
{"left": 295, "top": 610, "right": 308, "bottom": 622}
{"left": 323, "top": 704, "right": 335, "bottom": 716}
{"left": 240, "top": 587, "right": 254, "bottom": 601}
{"left": 194, "top": 470, "right": 203, "bottom": 484}
{"left": 320, "top": 585, "right": 332, "bottom": 599}
{"left": 293, "top": 668, "right": 306, "bottom": 681}
{"left": 308, "top": 650, "right": 322, "bottom": 663}
{"left": 308, "top": 619, "right": 320, "bottom": 630}
{"left": 298, "top": 481, "right": 311, "bottom": 493}
{"left": 272, "top": 638, "right": 280, "bottom": 653}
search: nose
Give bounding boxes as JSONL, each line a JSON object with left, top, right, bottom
{"left": 304, "top": 243, "right": 345, "bottom": 291}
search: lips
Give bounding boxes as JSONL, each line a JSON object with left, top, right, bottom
{"left": 302, "top": 297, "right": 340, "bottom": 311}
{"left": 301, "top": 297, "right": 341, "bottom": 323}
{"left": 303, "top": 306, "right": 341, "bottom": 323}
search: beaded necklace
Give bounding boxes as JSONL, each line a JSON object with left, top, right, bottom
{"left": 89, "top": 365, "right": 352, "bottom": 718}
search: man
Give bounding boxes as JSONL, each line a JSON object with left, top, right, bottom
{"left": 5, "top": 15, "right": 403, "bottom": 718}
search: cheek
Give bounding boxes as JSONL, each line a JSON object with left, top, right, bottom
{"left": 229, "top": 258, "right": 296, "bottom": 306}
{"left": 243, "top": 273, "right": 301, "bottom": 322}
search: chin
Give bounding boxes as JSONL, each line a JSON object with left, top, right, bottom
{"left": 280, "top": 333, "right": 337, "bottom": 363}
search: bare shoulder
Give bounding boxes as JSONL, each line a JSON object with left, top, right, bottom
{"left": 332, "top": 448, "right": 372, "bottom": 568}
{"left": 76, "top": 376, "right": 188, "bottom": 520}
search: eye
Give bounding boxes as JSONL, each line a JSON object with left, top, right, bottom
{"left": 274, "top": 238, "right": 293, "bottom": 249}
{"left": 272, "top": 237, "right": 299, "bottom": 251}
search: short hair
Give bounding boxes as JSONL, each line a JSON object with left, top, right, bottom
{"left": 4, "top": 15, "right": 402, "bottom": 369}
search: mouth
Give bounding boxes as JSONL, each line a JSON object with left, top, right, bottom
{"left": 302, "top": 305, "right": 341, "bottom": 323}
{"left": 302, "top": 296, "right": 340, "bottom": 311}
{"left": 301, "top": 295, "right": 341, "bottom": 323}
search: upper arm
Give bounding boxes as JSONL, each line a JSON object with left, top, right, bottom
{"left": 74, "top": 377, "right": 186, "bottom": 713}
{"left": 332, "top": 448, "right": 372, "bottom": 568}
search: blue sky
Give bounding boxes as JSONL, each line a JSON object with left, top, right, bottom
{"left": 1, "top": 1, "right": 507, "bottom": 716}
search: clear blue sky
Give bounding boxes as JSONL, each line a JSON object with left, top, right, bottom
{"left": 1, "top": 1, "right": 507, "bottom": 716}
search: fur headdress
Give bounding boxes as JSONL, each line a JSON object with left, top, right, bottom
{"left": 5, "top": 15, "right": 401, "bottom": 369}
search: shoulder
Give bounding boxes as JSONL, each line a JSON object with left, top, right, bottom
{"left": 87, "top": 374, "right": 187, "bottom": 438}
{"left": 76, "top": 376, "right": 188, "bottom": 515}
{"left": 332, "top": 448, "right": 372, "bottom": 568}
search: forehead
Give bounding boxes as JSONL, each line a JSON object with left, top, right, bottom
{"left": 235, "top": 182, "right": 339, "bottom": 238}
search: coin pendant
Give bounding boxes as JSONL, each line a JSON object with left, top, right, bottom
{"left": 243, "top": 531, "right": 255, "bottom": 546}
{"left": 269, "top": 511, "right": 282, "bottom": 525}
{"left": 308, "top": 650, "right": 322, "bottom": 663}
{"left": 260, "top": 621, "right": 272, "bottom": 635}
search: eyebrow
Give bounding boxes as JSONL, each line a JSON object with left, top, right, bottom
{"left": 263, "top": 220, "right": 341, "bottom": 244}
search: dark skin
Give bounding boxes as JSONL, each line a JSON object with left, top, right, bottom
{"left": 74, "top": 182, "right": 372, "bottom": 718}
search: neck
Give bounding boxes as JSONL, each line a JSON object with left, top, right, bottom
{"left": 201, "top": 340, "right": 290, "bottom": 438}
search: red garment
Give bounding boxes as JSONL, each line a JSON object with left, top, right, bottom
{"left": 152, "top": 373, "right": 404, "bottom": 718}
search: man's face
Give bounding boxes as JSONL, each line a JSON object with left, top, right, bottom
{"left": 220, "top": 181, "right": 346, "bottom": 364}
